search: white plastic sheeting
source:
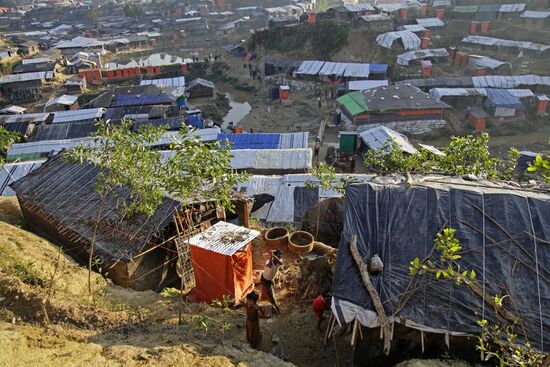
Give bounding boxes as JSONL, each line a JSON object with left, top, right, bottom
{"left": 140, "top": 76, "right": 186, "bottom": 88}
{"left": 397, "top": 48, "right": 449, "bottom": 66}
{"left": 520, "top": 10, "right": 550, "bottom": 19}
{"left": 403, "top": 24, "right": 426, "bottom": 33}
{"left": 45, "top": 94, "right": 78, "bottom": 108}
{"left": 430, "top": 88, "right": 534, "bottom": 99}
{"left": 376, "top": 31, "right": 421, "bottom": 50}
{"left": 432, "top": 0, "right": 451, "bottom": 7}
{"left": 348, "top": 80, "right": 389, "bottom": 91}
{"left": 499, "top": 3, "right": 526, "bottom": 13}
{"left": 229, "top": 148, "right": 312, "bottom": 170}
{"left": 416, "top": 17, "right": 445, "bottom": 28}
{"left": 462, "top": 35, "right": 550, "bottom": 52}
{"left": 236, "top": 174, "right": 372, "bottom": 223}
{"left": 0, "top": 160, "right": 45, "bottom": 196}
{"left": 278, "top": 132, "right": 309, "bottom": 149}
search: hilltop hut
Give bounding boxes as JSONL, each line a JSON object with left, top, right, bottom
{"left": 331, "top": 175, "right": 550, "bottom": 365}
{"left": 10, "top": 155, "right": 251, "bottom": 291}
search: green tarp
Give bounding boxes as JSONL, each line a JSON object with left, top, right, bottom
{"left": 453, "top": 5, "right": 479, "bottom": 13}
{"left": 337, "top": 91, "right": 373, "bottom": 115}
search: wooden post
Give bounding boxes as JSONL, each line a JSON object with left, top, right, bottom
{"left": 349, "top": 235, "right": 392, "bottom": 355}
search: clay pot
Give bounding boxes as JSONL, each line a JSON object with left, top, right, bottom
{"left": 288, "top": 231, "right": 314, "bottom": 255}
{"left": 264, "top": 227, "right": 289, "bottom": 249}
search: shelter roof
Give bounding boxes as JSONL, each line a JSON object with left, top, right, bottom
{"left": 359, "top": 126, "right": 418, "bottom": 154}
{"left": 520, "top": 10, "right": 550, "bottom": 19}
{"left": 188, "top": 221, "right": 259, "bottom": 256}
{"left": 376, "top": 30, "right": 421, "bottom": 50}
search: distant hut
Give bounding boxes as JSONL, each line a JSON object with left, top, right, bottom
{"left": 187, "top": 78, "right": 215, "bottom": 99}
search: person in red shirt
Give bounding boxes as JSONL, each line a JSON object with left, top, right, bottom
{"left": 312, "top": 291, "right": 331, "bottom": 331}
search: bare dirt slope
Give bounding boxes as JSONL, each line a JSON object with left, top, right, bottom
{"left": 0, "top": 198, "right": 293, "bottom": 367}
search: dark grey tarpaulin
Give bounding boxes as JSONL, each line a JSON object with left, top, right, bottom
{"left": 332, "top": 175, "right": 549, "bottom": 352}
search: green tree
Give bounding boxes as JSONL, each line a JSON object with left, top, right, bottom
{"left": 124, "top": 3, "right": 144, "bottom": 18}
{"left": 64, "top": 120, "right": 247, "bottom": 296}
{"left": 527, "top": 139, "right": 550, "bottom": 183}
{"left": 363, "top": 133, "right": 521, "bottom": 181}
{"left": 0, "top": 127, "right": 19, "bottom": 169}
{"left": 84, "top": 6, "right": 100, "bottom": 24}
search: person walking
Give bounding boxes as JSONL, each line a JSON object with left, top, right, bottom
{"left": 318, "top": 97, "right": 322, "bottom": 108}
{"left": 243, "top": 291, "right": 263, "bottom": 349}
{"left": 261, "top": 249, "right": 282, "bottom": 314}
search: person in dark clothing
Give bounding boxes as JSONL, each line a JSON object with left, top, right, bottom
{"left": 243, "top": 291, "right": 263, "bottom": 348}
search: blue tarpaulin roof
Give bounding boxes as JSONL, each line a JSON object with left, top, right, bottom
{"left": 218, "top": 133, "right": 280, "bottom": 149}
{"left": 369, "top": 64, "right": 388, "bottom": 73}
{"left": 486, "top": 88, "right": 522, "bottom": 108}
{"left": 187, "top": 114, "right": 204, "bottom": 129}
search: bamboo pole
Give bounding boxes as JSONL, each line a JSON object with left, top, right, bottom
{"left": 349, "top": 235, "right": 391, "bottom": 355}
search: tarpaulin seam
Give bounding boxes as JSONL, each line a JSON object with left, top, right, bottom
{"left": 526, "top": 198, "right": 544, "bottom": 351}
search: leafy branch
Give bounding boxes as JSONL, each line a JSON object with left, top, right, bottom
{"left": 409, "top": 228, "right": 546, "bottom": 366}
{"left": 363, "top": 133, "right": 521, "bottom": 181}
{"left": 0, "top": 127, "right": 19, "bottom": 169}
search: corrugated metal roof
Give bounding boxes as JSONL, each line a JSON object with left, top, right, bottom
{"left": 343, "top": 3, "right": 375, "bottom": 12}
{"left": 7, "top": 137, "right": 91, "bottom": 159}
{"left": 376, "top": 1, "right": 421, "bottom": 13}
{"left": 462, "top": 35, "right": 550, "bottom": 52}
{"left": 471, "top": 55, "right": 510, "bottom": 69}
{"left": 0, "top": 112, "right": 49, "bottom": 124}
{"left": 21, "top": 57, "right": 50, "bottom": 65}
{"left": 187, "top": 221, "right": 259, "bottom": 256}
{"left": 418, "top": 144, "right": 445, "bottom": 156}
{"left": 0, "top": 71, "right": 53, "bottom": 84}
{"left": 52, "top": 108, "right": 104, "bottom": 124}
{"left": 520, "top": 10, "right": 550, "bottom": 19}
{"left": 55, "top": 36, "right": 104, "bottom": 49}
{"left": 376, "top": 31, "right": 421, "bottom": 50}
{"left": 297, "top": 60, "right": 325, "bottom": 75}
{"left": 359, "top": 126, "right": 418, "bottom": 155}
